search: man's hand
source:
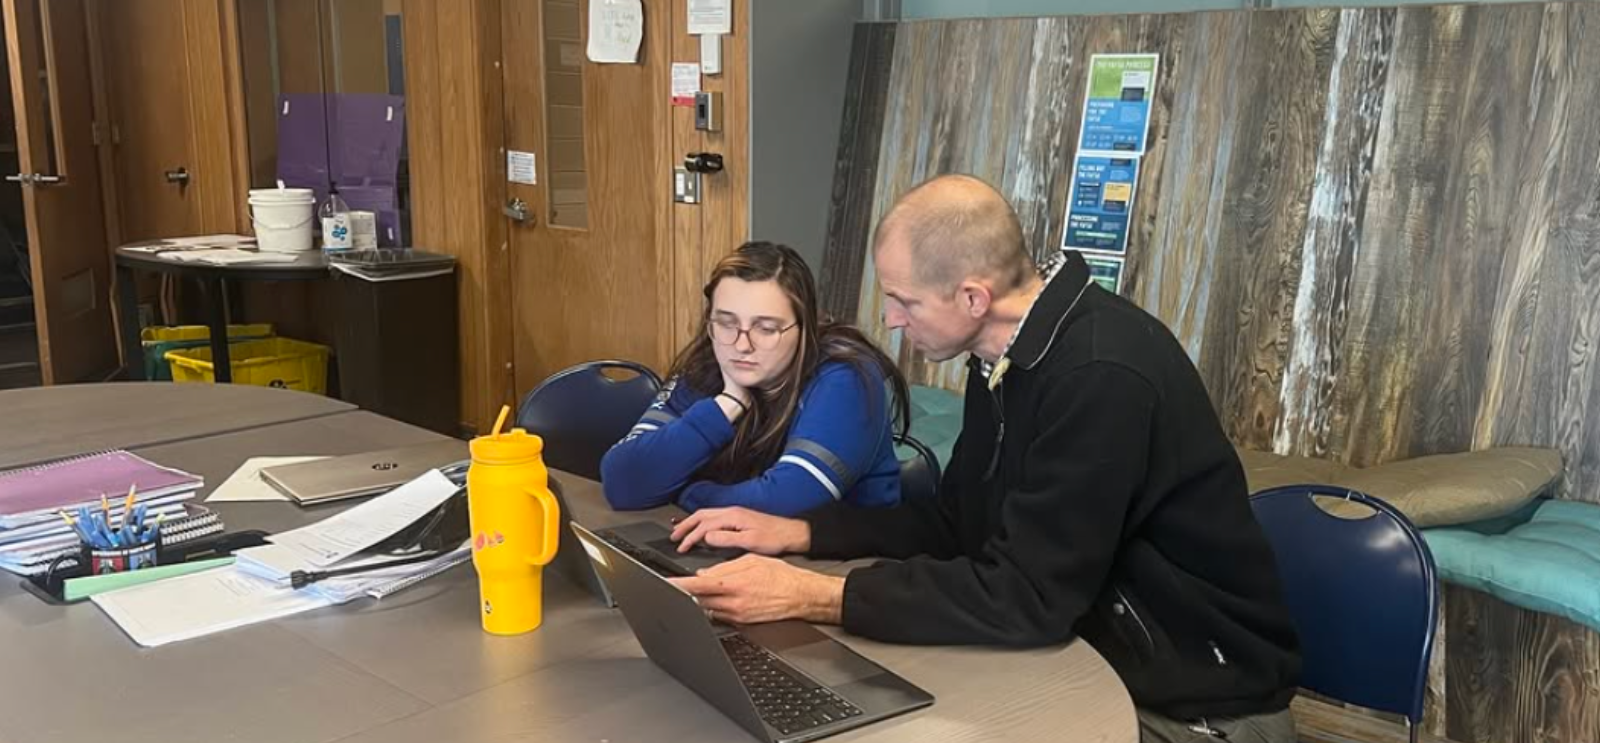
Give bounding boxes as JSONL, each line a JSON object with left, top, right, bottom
{"left": 671, "top": 506, "right": 811, "bottom": 555}
{"left": 670, "top": 555, "right": 845, "bottom": 625}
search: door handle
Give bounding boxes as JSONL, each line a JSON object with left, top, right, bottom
{"left": 503, "top": 197, "right": 534, "bottom": 224}
{"left": 164, "top": 167, "right": 190, "bottom": 185}
{"left": 4, "top": 173, "right": 61, "bottom": 185}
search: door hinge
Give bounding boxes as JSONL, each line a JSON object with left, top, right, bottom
{"left": 91, "top": 121, "right": 102, "bottom": 146}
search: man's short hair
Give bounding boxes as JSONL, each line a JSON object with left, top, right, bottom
{"left": 874, "top": 175, "right": 1033, "bottom": 294}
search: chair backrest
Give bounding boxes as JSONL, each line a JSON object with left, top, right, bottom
{"left": 1249, "top": 485, "right": 1438, "bottom": 726}
{"left": 893, "top": 433, "right": 941, "bottom": 501}
{"left": 514, "top": 360, "right": 663, "bottom": 481}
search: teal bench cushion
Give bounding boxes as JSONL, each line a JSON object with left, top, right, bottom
{"left": 899, "top": 385, "right": 963, "bottom": 468}
{"left": 1425, "top": 499, "right": 1600, "bottom": 633}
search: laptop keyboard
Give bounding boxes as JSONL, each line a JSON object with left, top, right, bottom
{"left": 597, "top": 530, "right": 691, "bottom": 577}
{"left": 720, "top": 635, "right": 864, "bottom": 737}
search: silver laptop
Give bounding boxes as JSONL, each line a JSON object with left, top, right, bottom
{"left": 570, "top": 522, "right": 934, "bottom": 743}
{"left": 260, "top": 439, "right": 468, "bottom": 505}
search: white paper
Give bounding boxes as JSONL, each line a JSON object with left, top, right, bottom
{"left": 329, "top": 263, "right": 456, "bottom": 283}
{"left": 123, "top": 234, "right": 257, "bottom": 252}
{"left": 92, "top": 566, "right": 332, "bottom": 648}
{"left": 268, "top": 470, "right": 459, "bottom": 567}
{"left": 508, "top": 150, "right": 538, "bottom": 185}
{"left": 587, "top": 0, "right": 643, "bottom": 64}
{"left": 206, "top": 456, "right": 328, "bottom": 503}
{"left": 688, "top": 0, "right": 731, "bottom": 35}
{"left": 164, "top": 249, "right": 300, "bottom": 266}
{"left": 672, "top": 63, "right": 701, "bottom": 106}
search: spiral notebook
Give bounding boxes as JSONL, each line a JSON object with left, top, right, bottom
{"left": 0, "top": 450, "right": 203, "bottom": 529}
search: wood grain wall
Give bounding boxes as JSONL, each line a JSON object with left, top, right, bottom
{"left": 821, "top": 7, "right": 1600, "bottom": 743}
{"left": 669, "top": 0, "right": 753, "bottom": 356}
{"left": 401, "top": 0, "right": 512, "bottom": 434}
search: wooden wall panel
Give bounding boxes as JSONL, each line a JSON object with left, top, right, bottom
{"left": 669, "top": 0, "right": 704, "bottom": 359}
{"left": 666, "top": 0, "right": 752, "bottom": 358}
{"left": 274, "top": 0, "right": 333, "bottom": 93}
{"left": 824, "top": 7, "right": 1600, "bottom": 742}
{"left": 182, "top": 0, "right": 245, "bottom": 234}
{"left": 1445, "top": 585, "right": 1600, "bottom": 743}
{"left": 332, "top": 0, "right": 389, "bottom": 94}
{"left": 401, "top": 0, "right": 509, "bottom": 433}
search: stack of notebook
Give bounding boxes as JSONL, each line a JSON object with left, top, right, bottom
{"left": 0, "top": 451, "right": 207, "bottom": 575}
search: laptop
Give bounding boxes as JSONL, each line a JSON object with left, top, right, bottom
{"left": 549, "top": 502, "right": 743, "bottom": 607}
{"left": 260, "top": 439, "right": 469, "bottom": 505}
{"left": 570, "top": 522, "right": 934, "bottom": 743}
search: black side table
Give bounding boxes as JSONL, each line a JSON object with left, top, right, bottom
{"left": 114, "top": 248, "right": 330, "bottom": 383}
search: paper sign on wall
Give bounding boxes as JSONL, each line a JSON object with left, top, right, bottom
{"left": 1062, "top": 155, "right": 1141, "bottom": 255}
{"left": 688, "top": 0, "right": 731, "bottom": 35}
{"left": 1077, "top": 54, "right": 1159, "bottom": 156}
{"left": 587, "top": 0, "right": 643, "bottom": 64}
{"left": 508, "top": 150, "right": 537, "bottom": 185}
{"left": 1084, "top": 255, "right": 1125, "bottom": 294}
{"left": 671, "top": 63, "right": 701, "bottom": 106}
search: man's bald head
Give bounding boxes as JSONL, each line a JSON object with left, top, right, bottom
{"left": 874, "top": 174, "right": 1032, "bottom": 295}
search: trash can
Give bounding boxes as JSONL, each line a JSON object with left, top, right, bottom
{"left": 329, "top": 249, "right": 459, "bottom": 434}
{"left": 165, "top": 337, "right": 331, "bottom": 394}
{"left": 140, "top": 324, "right": 274, "bottom": 381}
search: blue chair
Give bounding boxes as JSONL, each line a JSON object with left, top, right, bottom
{"left": 515, "top": 360, "right": 663, "bottom": 481}
{"left": 1250, "top": 485, "right": 1439, "bottom": 743}
{"left": 893, "top": 432, "right": 941, "bottom": 501}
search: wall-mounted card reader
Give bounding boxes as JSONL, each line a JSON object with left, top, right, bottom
{"left": 695, "top": 91, "right": 723, "bottom": 132}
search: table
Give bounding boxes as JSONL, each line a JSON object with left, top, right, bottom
{"left": 0, "top": 385, "right": 1138, "bottom": 743}
{"left": 114, "top": 248, "right": 330, "bottom": 383}
{"left": 0, "top": 382, "right": 352, "bottom": 470}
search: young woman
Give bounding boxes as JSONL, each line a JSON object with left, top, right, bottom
{"left": 600, "top": 241, "right": 911, "bottom": 516}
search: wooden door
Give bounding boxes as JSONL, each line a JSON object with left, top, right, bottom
{"left": 501, "top": 0, "right": 674, "bottom": 392}
{"left": 101, "top": 0, "right": 202, "bottom": 241}
{"left": 100, "top": 0, "right": 242, "bottom": 242}
{"left": 2, "top": 0, "right": 117, "bottom": 383}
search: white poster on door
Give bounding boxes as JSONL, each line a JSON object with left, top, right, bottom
{"left": 507, "top": 150, "right": 537, "bottom": 185}
{"left": 587, "top": 0, "right": 643, "bottom": 64}
{"left": 688, "top": 0, "right": 731, "bottom": 35}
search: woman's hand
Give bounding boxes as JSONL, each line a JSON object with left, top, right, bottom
{"left": 716, "top": 369, "right": 752, "bottom": 421}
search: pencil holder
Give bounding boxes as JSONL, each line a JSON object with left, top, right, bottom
{"left": 84, "top": 541, "right": 159, "bottom": 575}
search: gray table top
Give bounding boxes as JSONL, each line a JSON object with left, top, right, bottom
{"left": 0, "top": 383, "right": 354, "bottom": 471}
{"left": 0, "top": 391, "right": 1136, "bottom": 743}
{"left": 115, "top": 246, "right": 331, "bottom": 281}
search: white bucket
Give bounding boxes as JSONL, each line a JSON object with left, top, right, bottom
{"left": 248, "top": 187, "right": 316, "bottom": 252}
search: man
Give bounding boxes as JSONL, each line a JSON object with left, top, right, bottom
{"left": 670, "top": 174, "right": 1301, "bottom": 741}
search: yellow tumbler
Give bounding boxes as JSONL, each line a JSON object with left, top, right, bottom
{"left": 466, "top": 422, "right": 560, "bottom": 635}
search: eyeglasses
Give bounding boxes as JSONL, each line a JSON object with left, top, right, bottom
{"left": 707, "top": 318, "right": 798, "bottom": 350}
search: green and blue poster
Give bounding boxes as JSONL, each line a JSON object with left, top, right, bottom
{"left": 1078, "top": 54, "right": 1159, "bottom": 156}
{"left": 1062, "top": 53, "right": 1160, "bottom": 295}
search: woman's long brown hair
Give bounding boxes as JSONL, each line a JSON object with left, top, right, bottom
{"left": 667, "top": 241, "right": 911, "bottom": 484}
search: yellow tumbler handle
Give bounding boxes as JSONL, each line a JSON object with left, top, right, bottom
{"left": 527, "top": 485, "right": 560, "bottom": 566}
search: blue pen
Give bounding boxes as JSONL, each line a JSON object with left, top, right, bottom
{"left": 73, "top": 508, "right": 97, "bottom": 548}
{"left": 131, "top": 504, "right": 148, "bottom": 539}
{"left": 96, "top": 514, "right": 116, "bottom": 550}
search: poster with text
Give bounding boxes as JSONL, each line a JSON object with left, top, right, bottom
{"left": 1083, "top": 255, "right": 1125, "bottom": 294}
{"left": 1062, "top": 155, "right": 1141, "bottom": 254}
{"left": 1077, "top": 54, "right": 1159, "bottom": 156}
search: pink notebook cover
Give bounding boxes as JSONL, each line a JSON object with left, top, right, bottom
{"left": 0, "top": 450, "right": 202, "bottom": 523}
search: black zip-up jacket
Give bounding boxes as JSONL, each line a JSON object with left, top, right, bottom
{"left": 803, "top": 252, "right": 1301, "bottom": 719}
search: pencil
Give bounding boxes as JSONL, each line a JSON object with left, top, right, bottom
{"left": 121, "top": 484, "right": 138, "bottom": 530}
